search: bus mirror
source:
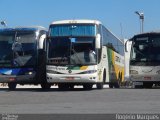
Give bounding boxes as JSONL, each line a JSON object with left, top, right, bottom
{"left": 125, "top": 39, "right": 129, "bottom": 52}
{"left": 96, "top": 34, "right": 101, "bottom": 49}
{"left": 39, "top": 34, "right": 46, "bottom": 49}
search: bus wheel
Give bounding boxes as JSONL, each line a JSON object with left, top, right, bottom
{"left": 143, "top": 83, "right": 153, "bottom": 88}
{"left": 58, "top": 84, "right": 69, "bottom": 90}
{"left": 97, "top": 83, "right": 103, "bottom": 89}
{"left": 83, "top": 84, "right": 93, "bottom": 90}
{"left": 8, "top": 83, "right": 17, "bottom": 90}
{"left": 117, "top": 72, "right": 122, "bottom": 88}
{"left": 109, "top": 83, "right": 114, "bottom": 88}
{"left": 114, "top": 82, "right": 120, "bottom": 88}
{"left": 68, "top": 85, "right": 74, "bottom": 89}
{"left": 41, "top": 83, "right": 51, "bottom": 90}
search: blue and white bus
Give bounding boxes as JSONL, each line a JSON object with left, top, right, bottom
{"left": 0, "top": 26, "right": 51, "bottom": 90}
{"left": 46, "top": 20, "right": 124, "bottom": 89}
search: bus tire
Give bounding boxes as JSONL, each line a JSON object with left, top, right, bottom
{"left": 114, "top": 82, "right": 120, "bottom": 88}
{"left": 143, "top": 83, "right": 153, "bottom": 88}
{"left": 97, "top": 83, "right": 103, "bottom": 89}
{"left": 117, "top": 72, "right": 122, "bottom": 87}
{"left": 113, "top": 72, "right": 122, "bottom": 88}
{"left": 109, "top": 83, "right": 114, "bottom": 88}
{"left": 41, "top": 83, "right": 51, "bottom": 90}
{"left": 58, "top": 84, "right": 69, "bottom": 90}
{"left": 83, "top": 84, "right": 93, "bottom": 90}
{"left": 8, "top": 83, "right": 17, "bottom": 90}
{"left": 68, "top": 85, "right": 74, "bottom": 89}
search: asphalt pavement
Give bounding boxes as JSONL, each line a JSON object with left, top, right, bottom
{"left": 0, "top": 85, "right": 159, "bottom": 114}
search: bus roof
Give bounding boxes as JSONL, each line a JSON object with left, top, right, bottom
{"left": 15, "top": 26, "right": 46, "bottom": 31}
{"left": 129, "top": 31, "right": 160, "bottom": 41}
{"left": 0, "top": 26, "right": 46, "bottom": 32}
{"left": 50, "top": 19, "right": 102, "bottom": 25}
{"left": 133, "top": 30, "right": 160, "bottom": 38}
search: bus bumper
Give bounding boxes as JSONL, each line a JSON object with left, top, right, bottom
{"left": 0, "top": 74, "right": 36, "bottom": 83}
{"left": 130, "top": 74, "right": 160, "bottom": 83}
{"left": 47, "top": 73, "right": 98, "bottom": 84}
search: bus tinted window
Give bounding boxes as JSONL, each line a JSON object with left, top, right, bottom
{"left": 101, "top": 25, "right": 124, "bottom": 55}
{"left": 50, "top": 24, "right": 96, "bottom": 37}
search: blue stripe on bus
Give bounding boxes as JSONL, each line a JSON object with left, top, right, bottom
{"left": 0, "top": 68, "right": 34, "bottom": 75}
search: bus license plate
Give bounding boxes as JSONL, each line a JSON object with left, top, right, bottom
{"left": 144, "top": 76, "right": 151, "bottom": 80}
{"left": 66, "top": 77, "right": 74, "bottom": 80}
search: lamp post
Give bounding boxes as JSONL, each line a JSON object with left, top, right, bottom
{"left": 0, "top": 21, "right": 7, "bottom": 27}
{"left": 135, "top": 11, "right": 144, "bottom": 33}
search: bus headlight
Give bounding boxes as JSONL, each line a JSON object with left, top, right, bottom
{"left": 28, "top": 72, "right": 33, "bottom": 75}
{"left": 130, "top": 70, "right": 138, "bottom": 74}
{"left": 25, "top": 71, "right": 33, "bottom": 75}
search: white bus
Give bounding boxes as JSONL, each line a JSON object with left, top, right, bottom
{"left": 46, "top": 20, "right": 124, "bottom": 89}
{"left": 125, "top": 31, "right": 160, "bottom": 88}
{"left": 0, "top": 27, "right": 51, "bottom": 90}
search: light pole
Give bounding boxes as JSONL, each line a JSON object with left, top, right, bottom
{"left": 0, "top": 21, "right": 7, "bottom": 27}
{"left": 135, "top": 11, "right": 144, "bottom": 33}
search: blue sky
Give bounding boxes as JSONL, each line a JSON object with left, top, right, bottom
{"left": 0, "top": 0, "right": 160, "bottom": 38}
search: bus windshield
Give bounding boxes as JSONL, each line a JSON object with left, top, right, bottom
{"left": 130, "top": 36, "right": 160, "bottom": 65}
{"left": 48, "top": 37, "right": 97, "bottom": 66}
{"left": 0, "top": 31, "right": 37, "bottom": 67}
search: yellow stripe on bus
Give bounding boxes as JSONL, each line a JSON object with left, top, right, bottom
{"left": 80, "top": 66, "right": 88, "bottom": 70}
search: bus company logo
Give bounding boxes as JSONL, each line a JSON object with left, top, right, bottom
{"left": 68, "top": 70, "right": 72, "bottom": 73}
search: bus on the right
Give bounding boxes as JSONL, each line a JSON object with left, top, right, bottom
{"left": 125, "top": 31, "right": 160, "bottom": 88}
